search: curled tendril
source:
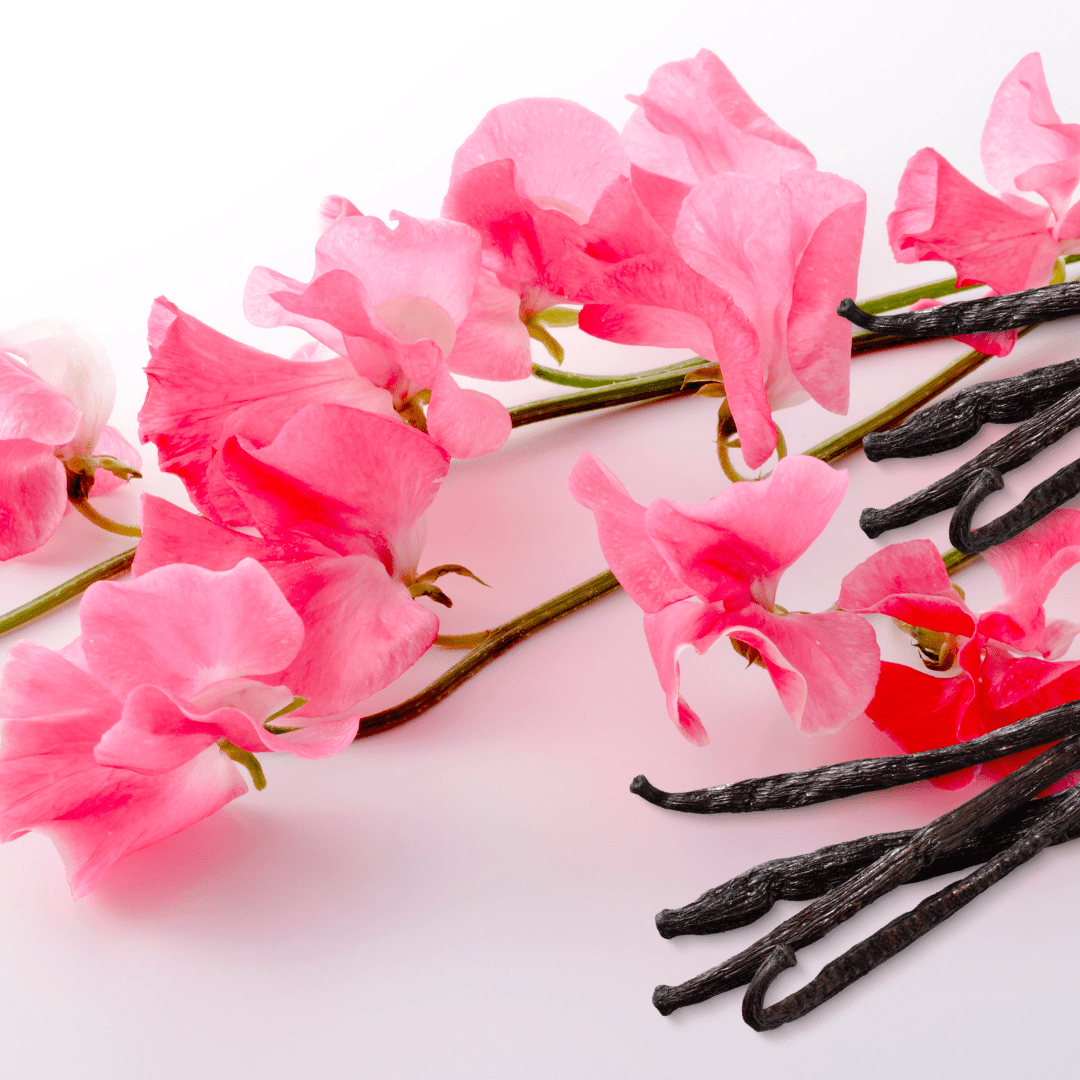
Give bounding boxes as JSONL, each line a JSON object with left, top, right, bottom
{"left": 716, "top": 401, "right": 787, "bottom": 483}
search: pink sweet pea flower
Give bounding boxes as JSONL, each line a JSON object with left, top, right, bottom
{"left": 888, "top": 53, "right": 1080, "bottom": 356}
{"left": 135, "top": 402, "right": 450, "bottom": 714}
{"left": 570, "top": 453, "right": 880, "bottom": 744}
{"left": 622, "top": 49, "right": 816, "bottom": 234}
{"left": 838, "top": 513, "right": 1080, "bottom": 789}
{"left": 139, "top": 297, "right": 400, "bottom": 527}
{"left": 577, "top": 168, "right": 866, "bottom": 468}
{"left": 244, "top": 211, "right": 531, "bottom": 459}
{"left": 0, "top": 321, "right": 141, "bottom": 560}
{"left": 0, "top": 558, "right": 360, "bottom": 897}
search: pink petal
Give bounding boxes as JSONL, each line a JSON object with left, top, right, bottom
{"left": 87, "top": 425, "right": 143, "bottom": 496}
{"left": 424, "top": 367, "right": 511, "bottom": 458}
{"left": 980, "top": 648, "right": 1080, "bottom": 712}
{"left": 0, "top": 440, "right": 68, "bottom": 561}
{"left": 220, "top": 403, "right": 449, "bottom": 566}
{"left": 316, "top": 212, "right": 480, "bottom": 327}
{"left": 318, "top": 194, "right": 362, "bottom": 231}
{"left": 568, "top": 453, "right": 693, "bottom": 613}
{"left": 981, "top": 53, "right": 1080, "bottom": 220}
{"left": 717, "top": 608, "right": 880, "bottom": 735}
{"left": 270, "top": 554, "right": 439, "bottom": 713}
{"left": 449, "top": 98, "right": 629, "bottom": 220}
{"left": 244, "top": 265, "right": 350, "bottom": 357}
{"left": 576, "top": 252, "right": 774, "bottom": 467}
{"left": 444, "top": 269, "right": 532, "bottom": 381}
{"left": 645, "top": 455, "right": 847, "bottom": 605}
{"left": 79, "top": 559, "right": 305, "bottom": 702}
{"left": 784, "top": 171, "right": 867, "bottom": 413}
{"left": 628, "top": 164, "right": 693, "bottom": 237}
{"left": 0, "top": 321, "right": 115, "bottom": 455}
{"left": 979, "top": 508, "right": 1080, "bottom": 651}
{"left": 140, "top": 298, "right": 395, "bottom": 524}
{"left": 255, "top": 710, "right": 360, "bottom": 759}
{"left": 625, "top": 49, "right": 815, "bottom": 183}
{"left": 887, "top": 147, "right": 1060, "bottom": 296}
{"left": 0, "top": 353, "right": 82, "bottom": 444}
{"left": 837, "top": 539, "right": 976, "bottom": 636}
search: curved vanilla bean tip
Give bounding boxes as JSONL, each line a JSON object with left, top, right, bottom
{"left": 863, "top": 357, "right": 1080, "bottom": 461}
{"left": 631, "top": 700, "right": 1080, "bottom": 815}
{"left": 655, "top": 789, "right": 1080, "bottom": 938}
{"left": 739, "top": 784, "right": 1080, "bottom": 1030}
{"left": 951, "top": 460, "right": 1080, "bottom": 554}
{"left": 860, "top": 383, "right": 1080, "bottom": 538}
{"left": 652, "top": 734, "right": 1080, "bottom": 1016}
{"left": 837, "top": 281, "right": 1080, "bottom": 340}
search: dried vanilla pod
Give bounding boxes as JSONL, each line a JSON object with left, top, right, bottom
{"left": 863, "top": 356, "right": 1080, "bottom": 461}
{"left": 655, "top": 788, "right": 1080, "bottom": 938}
{"left": 837, "top": 280, "right": 1080, "bottom": 340}
{"left": 859, "top": 384, "right": 1080, "bottom": 539}
{"left": 631, "top": 698, "right": 1080, "bottom": 814}
{"left": 651, "top": 733, "right": 1080, "bottom": 1017}
{"left": 741, "top": 782, "right": 1080, "bottom": 1030}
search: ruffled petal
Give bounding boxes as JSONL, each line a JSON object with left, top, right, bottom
{"left": 446, "top": 269, "right": 532, "bottom": 381}
{"left": 424, "top": 367, "right": 511, "bottom": 458}
{"left": 568, "top": 453, "right": 692, "bottom": 613}
{"left": 887, "top": 147, "right": 1059, "bottom": 295}
{"left": 79, "top": 559, "right": 305, "bottom": 702}
{"left": 0, "top": 439, "right": 68, "bottom": 561}
{"left": 645, "top": 455, "right": 847, "bottom": 605}
{"left": 981, "top": 53, "right": 1080, "bottom": 220}
{"left": 0, "top": 353, "right": 82, "bottom": 444}
{"left": 625, "top": 49, "right": 815, "bottom": 183}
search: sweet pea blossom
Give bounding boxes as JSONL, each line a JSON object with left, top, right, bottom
{"left": 888, "top": 54, "right": 1080, "bottom": 356}
{"left": 0, "top": 559, "right": 360, "bottom": 897}
{"left": 135, "top": 402, "right": 451, "bottom": 714}
{"left": 1, "top": 321, "right": 141, "bottom": 560}
{"left": 577, "top": 168, "right": 866, "bottom": 468}
{"left": 243, "top": 210, "right": 532, "bottom": 458}
{"left": 622, "top": 49, "right": 816, "bottom": 234}
{"left": 570, "top": 453, "right": 880, "bottom": 744}
{"left": 838, "top": 513, "right": 1080, "bottom": 788}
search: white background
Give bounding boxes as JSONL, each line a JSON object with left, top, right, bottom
{"left": 3, "top": 1, "right": 1080, "bottom": 1076}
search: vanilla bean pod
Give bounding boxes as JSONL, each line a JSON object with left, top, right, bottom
{"left": 837, "top": 281, "right": 1080, "bottom": 340}
{"left": 631, "top": 699, "right": 1080, "bottom": 815}
{"left": 655, "top": 789, "right": 1080, "bottom": 938}
{"left": 741, "top": 782, "right": 1080, "bottom": 1030}
{"left": 949, "top": 461, "right": 1080, "bottom": 553}
{"left": 860, "top": 383, "right": 1080, "bottom": 539}
{"left": 863, "top": 357, "right": 1080, "bottom": 461}
{"left": 651, "top": 733, "right": 1080, "bottom": 1015}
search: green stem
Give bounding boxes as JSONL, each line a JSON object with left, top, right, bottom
{"left": 69, "top": 498, "right": 142, "bottom": 538}
{"left": 0, "top": 547, "right": 137, "bottom": 637}
{"left": 356, "top": 571, "right": 620, "bottom": 738}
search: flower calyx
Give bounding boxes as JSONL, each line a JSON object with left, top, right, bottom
{"left": 894, "top": 619, "right": 959, "bottom": 672}
{"left": 64, "top": 455, "right": 142, "bottom": 502}
{"left": 407, "top": 563, "right": 490, "bottom": 608}
{"left": 263, "top": 696, "right": 309, "bottom": 735}
{"left": 396, "top": 388, "right": 430, "bottom": 432}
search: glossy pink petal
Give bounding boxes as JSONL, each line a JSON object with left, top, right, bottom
{"left": 981, "top": 53, "right": 1080, "bottom": 221}
{"left": 449, "top": 98, "right": 629, "bottom": 221}
{"left": 980, "top": 648, "right": 1080, "bottom": 712}
{"left": 979, "top": 508, "right": 1080, "bottom": 651}
{"left": 568, "top": 452, "right": 692, "bottom": 613}
{"left": 645, "top": 455, "right": 847, "bottom": 606}
{"left": 627, "top": 163, "right": 693, "bottom": 237}
{"left": 425, "top": 367, "right": 511, "bottom": 458}
{"left": 577, "top": 252, "right": 775, "bottom": 467}
{"left": 446, "top": 269, "right": 532, "bottom": 380}
{"left": 0, "top": 353, "right": 82, "bottom": 444}
{"left": 0, "top": 439, "right": 67, "bottom": 560}
{"left": 219, "top": 403, "right": 449, "bottom": 567}
{"left": 837, "top": 540, "right": 976, "bottom": 636}
{"left": 87, "top": 425, "right": 143, "bottom": 496}
{"left": 0, "top": 321, "right": 115, "bottom": 455}
{"left": 79, "top": 560, "right": 304, "bottom": 702}
{"left": 269, "top": 554, "right": 439, "bottom": 714}
{"left": 624, "top": 49, "right": 815, "bottom": 183}
{"left": 888, "top": 148, "right": 1059, "bottom": 295}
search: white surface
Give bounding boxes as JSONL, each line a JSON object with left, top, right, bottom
{"left": 2, "top": 2, "right": 1080, "bottom": 1076}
